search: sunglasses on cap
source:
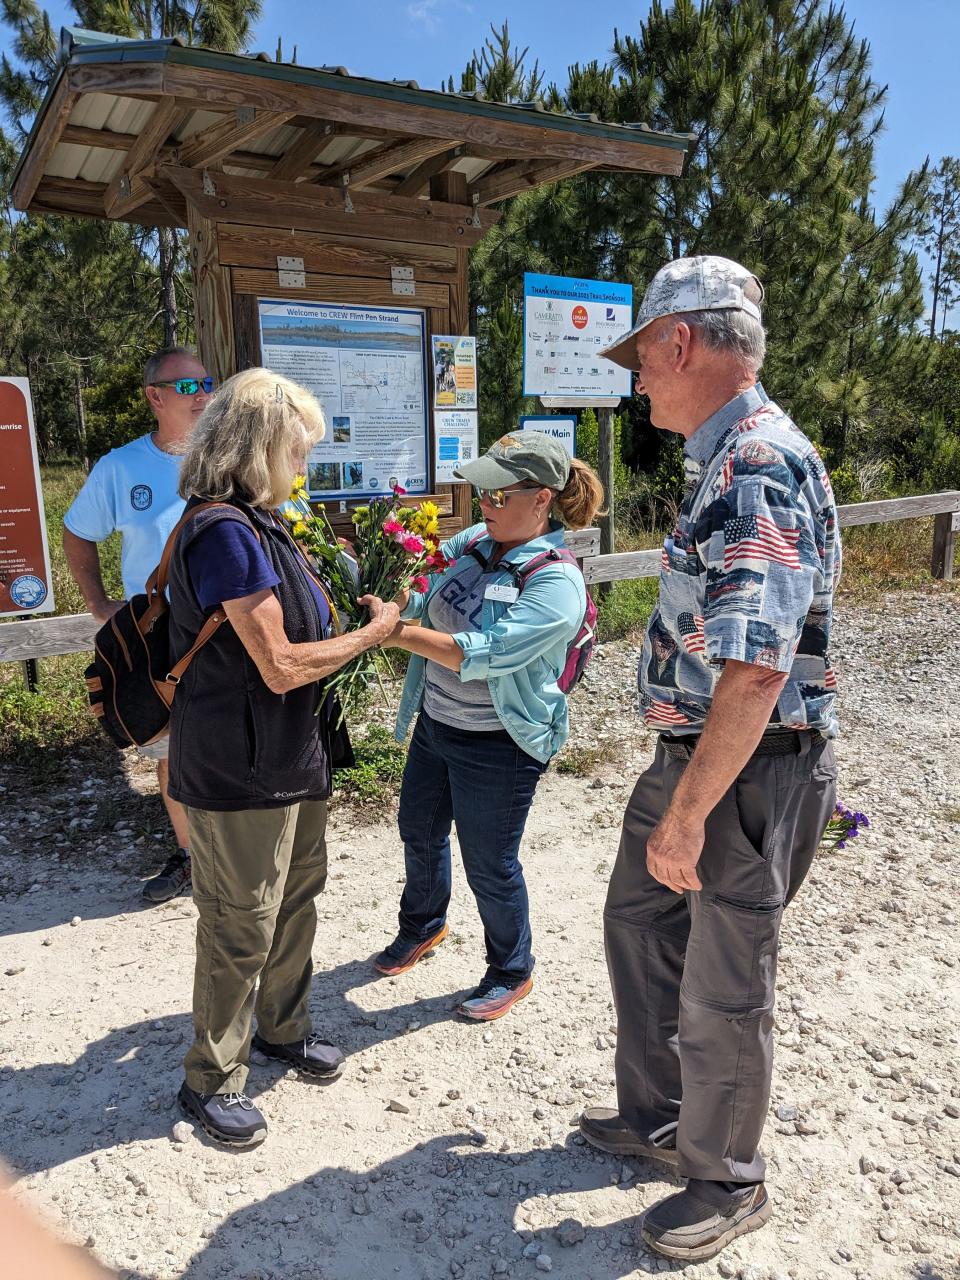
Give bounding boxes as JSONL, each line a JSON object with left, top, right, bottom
{"left": 475, "top": 484, "right": 542, "bottom": 509}
{"left": 150, "top": 376, "right": 215, "bottom": 395}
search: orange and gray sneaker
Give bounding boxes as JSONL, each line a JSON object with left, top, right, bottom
{"left": 456, "top": 974, "right": 533, "bottom": 1021}
{"left": 373, "top": 924, "right": 449, "bottom": 976}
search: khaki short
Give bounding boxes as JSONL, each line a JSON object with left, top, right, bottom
{"left": 137, "top": 735, "right": 170, "bottom": 762}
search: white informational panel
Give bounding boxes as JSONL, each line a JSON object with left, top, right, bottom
{"left": 0, "top": 376, "right": 55, "bottom": 617}
{"left": 519, "top": 415, "right": 576, "bottom": 458}
{"left": 523, "top": 272, "right": 633, "bottom": 401}
{"left": 434, "top": 410, "right": 479, "bottom": 483}
{"left": 258, "top": 299, "right": 429, "bottom": 499}
{"left": 431, "top": 335, "right": 477, "bottom": 410}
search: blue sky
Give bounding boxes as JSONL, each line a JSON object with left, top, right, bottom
{"left": 34, "top": 1, "right": 958, "bottom": 247}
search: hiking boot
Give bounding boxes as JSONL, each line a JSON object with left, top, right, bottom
{"left": 373, "top": 924, "right": 448, "bottom": 976}
{"left": 178, "top": 1082, "right": 267, "bottom": 1147}
{"left": 642, "top": 1181, "right": 771, "bottom": 1261}
{"left": 252, "top": 1032, "right": 344, "bottom": 1081}
{"left": 142, "top": 849, "right": 191, "bottom": 903}
{"left": 578, "top": 1109, "right": 679, "bottom": 1165}
{"left": 456, "top": 974, "right": 533, "bottom": 1022}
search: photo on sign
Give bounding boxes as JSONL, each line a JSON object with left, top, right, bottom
{"left": 332, "top": 415, "right": 352, "bottom": 444}
{"left": 342, "top": 460, "right": 365, "bottom": 490}
{"left": 308, "top": 462, "right": 341, "bottom": 492}
{"left": 433, "top": 340, "right": 457, "bottom": 406}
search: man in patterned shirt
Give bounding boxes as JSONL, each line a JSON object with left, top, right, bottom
{"left": 578, "top": 256, "right": 841, "bottom": 1262}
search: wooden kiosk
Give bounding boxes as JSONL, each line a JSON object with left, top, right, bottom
{"left": 11, "top": 27, "right": 692, "bottom": 534}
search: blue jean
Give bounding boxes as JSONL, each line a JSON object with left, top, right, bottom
{"left": 397, "top": 712, "right": 547, "bottom": 984}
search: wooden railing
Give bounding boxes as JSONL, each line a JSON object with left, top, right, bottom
{"left": 1, "top": 491, "right": 957, "bottom": 680}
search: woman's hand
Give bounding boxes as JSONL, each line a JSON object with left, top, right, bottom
{"left": 358, "top": 594, "right": 401, "bottom": 642}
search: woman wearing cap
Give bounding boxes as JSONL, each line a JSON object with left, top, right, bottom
{"left": 373, "top": 433, "right": 604, "bottom": 1020}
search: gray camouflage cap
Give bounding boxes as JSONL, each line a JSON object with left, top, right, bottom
{"left": 599, "top": 255, "right": 764, "bottom": 369}
{"left": 454, "top": 430, "right": 571, "bottom": 491}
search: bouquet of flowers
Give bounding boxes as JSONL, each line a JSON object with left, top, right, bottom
{"left": 281, "top": 477, "right": 451, "bottom": 716}
{"left": 820, "top": 803, "right": 870, "bottom": 850}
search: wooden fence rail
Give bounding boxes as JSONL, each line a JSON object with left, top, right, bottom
{"left": 1, "top": 491, "right": 957, "bottom": 673}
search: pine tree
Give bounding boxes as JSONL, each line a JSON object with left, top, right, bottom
{"left": 914, "top": 157, "right": 960, "bottom": 340}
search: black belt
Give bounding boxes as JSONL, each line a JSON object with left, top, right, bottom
{"left": 659, "top": 729, "right": 824, "bottom": 761}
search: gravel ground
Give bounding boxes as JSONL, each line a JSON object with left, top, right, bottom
{"left": 0, "top": 589, "right": 958, "bottom": 1280}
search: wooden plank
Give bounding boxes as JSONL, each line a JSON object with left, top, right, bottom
{"left": 0, "top": 614, "right": 98, "bottom": 662}
{"left": 836, "top": 491, "right": 960, "bottom": 528}
{"left": 215, "top": 223, "right": 458, "bottom": 280}
{"left": 175, "top": 108, "right": 294, "bottom": 168}
{"left": 232, "top": 292, "right": 262, "bottom": 370}
{"left": 187, "top": 203, "right": 236, "bottom": 382}
{"left": 269, "top": 120, "right": 337, "bottom": 181}
{"left": 104, "top": 99, "right": 186, "bottom": 218}
{"left": 66, "top": 61, "right": 164, "bottom": 97}
{"left": 232, "top": 267, "right": 449, "bottom": 307}
{"left": 393, "top": 146, "right": 466, "bottom": 198}
{"left": 471, "top": 158, "right": 596, "bottom": 205}
{"left": 31, "top": 175, "right": 185, "bottom": 227}
{"left": 318, "top": 137, "right": 457, "bottom": 190}
{"left": 931, "top": 511, "right": 957, "bottom": 582}
{"left": 11, "top": 75, "right": 77, "bottom": 209}
{"left": 581, "top": 549, "right": 661, "bottom": 585}
{"left": 61, "top": 122, "right": 139, "bottom": 151}
{"left": 162, "top": 164, "right": 499, "bottom": 248}
{"left": 563, "top": 528, "right": 600, "bottom": 559}
{"left": 160, "top": 62, "right": 688, "bottom": 175}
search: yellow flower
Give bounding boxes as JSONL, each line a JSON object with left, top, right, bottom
{"left": 291, "top": 520, "right": 308, "bottom": 538}
{"left": 418, "top": 501, "right": 439, "bottom": 520}
{"left": 424, "top": 518, "right": 439, "bottom": 536}
{"left": 296, "top": 488, "right": 310, "bottom": 502}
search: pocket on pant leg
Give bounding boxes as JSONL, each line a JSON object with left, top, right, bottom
{"left": 682, "top": 893, "right": 783, "bottom": 1014}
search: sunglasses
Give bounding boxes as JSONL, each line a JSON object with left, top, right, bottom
{"left": 475, "top": 485, "right": 541, "bottom": 509}
{"left": 150, "top": 377, "right": 215, "bottom": 395}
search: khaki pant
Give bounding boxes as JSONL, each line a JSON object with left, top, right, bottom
{"left": 604, "top": 735, "right": 836, "bottom": 1183}
{"left": 183, "top": 800, "right": 328, "bottom": 1094}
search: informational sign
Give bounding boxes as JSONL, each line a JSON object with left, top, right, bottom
{"left": 258, "top": 299, "right": 429, "bottom": 499}
{"left": 431, "top": 335, "right": 477, "bottom": 410}
{"left": 519, "top": 415, "right": 576, "bottom": 457}
{"left": 0, "top": 377, "right": 55, "bottom": 618}
{"left": 434, "top": 410, "right": 479, "bottom": 483}
{"left": 523, "top": 272, "right": 633, "bottom": 401}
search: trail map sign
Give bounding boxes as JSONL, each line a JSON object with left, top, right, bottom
{"left": 0, "top": 377, "right": 55, "bottom": 618}
{"left": 523, "top": 273, "right": 632, "bottom": 401}
{"left": 258, "top": 300, "right": 429, "bottom": 499}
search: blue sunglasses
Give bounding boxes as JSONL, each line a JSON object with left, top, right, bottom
{"left": 150, "top": 376, "right": 215, "bottom": 395}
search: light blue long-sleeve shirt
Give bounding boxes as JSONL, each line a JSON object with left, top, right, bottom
{"left": 394, "top": 522, "right": 587, "bottom": 763}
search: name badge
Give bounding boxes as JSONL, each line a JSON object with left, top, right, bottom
{"left": 484, "top": 583, "right": 519, "bottom": 603}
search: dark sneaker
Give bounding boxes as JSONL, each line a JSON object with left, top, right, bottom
{"left": 178, "top": 1082, "right": 267, "bottom": 1147}
{"left": 251, "top": 1032, "right": 344, "bottom": 1081}
{"left": 142, "top": 850, "right": 191, "bottom": 903}
{"left": 642, "top": 1181, "right": 771, "bottom": 1261}
{"left": 457, "top": 974, "right": 533, "bottom": 1022}
{"left": 373, "top": 924, "right": 448, "bottom": 976}
{"left": 579, "top": 1109, "right": 679, "bottom": 1165}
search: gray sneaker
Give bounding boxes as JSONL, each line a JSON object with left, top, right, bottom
{"left": 578, "top": 1108, "right": 679, "bottom": 1164}
{"left": 178, "top": 1083, "right": 267, "bottom": 1147}
{"left": 642, "top": 1181, "right": 771, "bottom": 1261}
{"left": 142, "top": 849, "right": 191, "bottom": 903}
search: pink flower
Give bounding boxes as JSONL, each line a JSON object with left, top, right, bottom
{"left": 402, "top": 534, "right": 425, "bottom": 555}
{"left": 410, "top": 575, "right": 429, "bottom": 593}
{"left": 393, "top": 484, "right": 407, "bottom": 495}
{"left": 382, "top": 518, "right": 404, "bottom": 535}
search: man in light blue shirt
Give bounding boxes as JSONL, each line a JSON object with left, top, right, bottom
{"left": 63, "top": 346, "right": 213, "bottom": 903}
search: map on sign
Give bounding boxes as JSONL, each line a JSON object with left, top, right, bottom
{"left": 258, "top": 299, "right": 429, "bottom": 499}
{"left": 523, "top": 272, "right": 633, "bottom": 401}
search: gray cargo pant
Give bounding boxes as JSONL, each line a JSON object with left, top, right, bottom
{"left": 603, "top": 733, "right": 836, "bottom": 1184}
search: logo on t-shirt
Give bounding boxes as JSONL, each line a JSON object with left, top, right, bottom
{"left": 130, "top": 484, "right": 153, "bottom": 511}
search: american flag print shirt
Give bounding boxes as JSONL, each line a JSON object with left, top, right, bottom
{"left": 639, "top": 386, "right": 841, "bottom": 737}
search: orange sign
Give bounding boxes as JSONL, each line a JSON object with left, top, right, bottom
{"left": 0, "top": 378, "right": 55, "bottom": 617}
{"left": 571, "top": 305, "right": 589, "bottom": 330}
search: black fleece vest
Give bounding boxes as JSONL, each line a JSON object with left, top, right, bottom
{"left": 166, "top": 497, "right": 351, "bottom": 811}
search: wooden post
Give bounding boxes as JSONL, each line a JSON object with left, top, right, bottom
{"left": 931, "top": 510, "right": 959, "bottom": 581}
{"left": 597, "top": 405, "right": 616, "bottom": 597}
{"left": 186, "top": 204, "right": 236, "bottom": 383}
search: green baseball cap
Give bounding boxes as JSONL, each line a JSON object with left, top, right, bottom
{"left": 454, "top": 431, "right": 571, "bottom": 490}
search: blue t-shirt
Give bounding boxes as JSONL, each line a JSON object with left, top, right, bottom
{"left": 64, "top": 434, "right": 185, "bottom": 597}
{"left": 186, "top": 519, "right": 332, "bottom": 634}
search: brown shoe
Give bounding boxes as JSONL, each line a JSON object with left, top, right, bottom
{"left": 642, "top": 1182, "right": 771, "bottom": 1261}
{"left": 373, "top": 924, "right": 448, "bottom": 976}
{"left": 578, "top": 1108, "right": 679, "bottom": 1164}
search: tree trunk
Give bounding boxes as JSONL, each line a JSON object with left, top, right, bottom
{"left": 929, "top": 203, "right": 945, "bottom": 340}
{"left": 74, "top": 363, "right": 89, "bottom": 473}
{"left": 158, "top": 225, "right": 179, "bottom": 348}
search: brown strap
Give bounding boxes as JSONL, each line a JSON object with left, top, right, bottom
{"left": 167, "top": 608, "right": 227, "bottom": 682}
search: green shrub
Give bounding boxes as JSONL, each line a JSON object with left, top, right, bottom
{"left": 83, "top": 363, "right": 154, "bottom": 462}
{"left": 596, "top": 577, "right": 659, "bottom": 641}
{"left": 333, "top": 725, "right": 407, "bottom": 808}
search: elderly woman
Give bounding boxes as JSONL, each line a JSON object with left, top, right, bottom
{"left": 167, "top": 367, "right": 398, "bottom": 1147}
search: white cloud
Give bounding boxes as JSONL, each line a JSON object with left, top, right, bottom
{"left": 406, "top": 0, "right": 472, "bottom": 32}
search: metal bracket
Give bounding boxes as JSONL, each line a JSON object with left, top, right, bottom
{"left": 391, "top": 265, "right": 415, "bottom": 296}
{"left": 470, "top": 191, "right": 482, "bottom": 229}
{"left": 341, "top": 172, "right": 354, "bottom": 215}
{"left": 236, "top": 106, "right": 256, "bottom": 126}
{"left": 202, "top": 169, "right": 217, "bottom": 197}
{"left": 277, "top": 255, "right": 305, "bottom": 288}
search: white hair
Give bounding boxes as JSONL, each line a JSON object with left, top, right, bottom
{"left": 658, "top": 281, "right": 767, "bottom": 373}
